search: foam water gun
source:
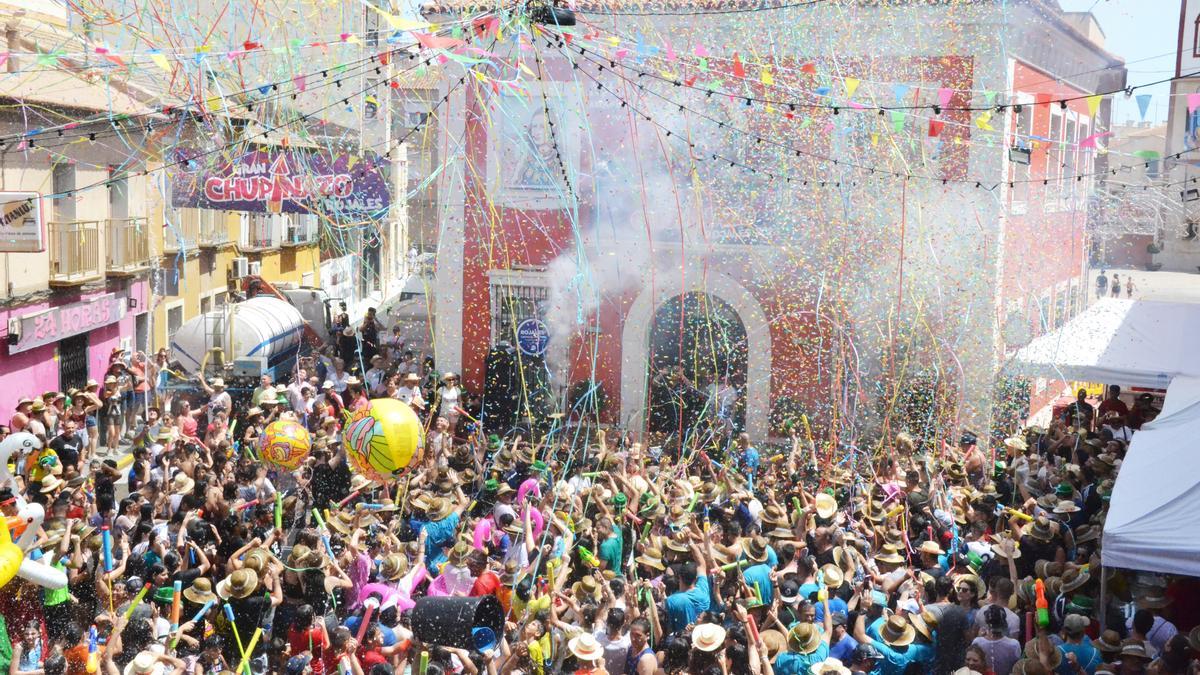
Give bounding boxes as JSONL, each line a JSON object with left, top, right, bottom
{"left": 1004, "top": 507, "right": 1033, "bottom": 523}
{"left": 224, "top": 603, "right": 250, "bottom": 675}
{"left": 311, "top": 508, "right": 334, "bottom": 558}
{"left": 168, "top": 580, "right": 183, "bottom": 649}
{"left": 418, "top": 650, "right": 430, "bottom": 675}
{"left": 86, "top": 626, "right": 99, "bottom": 673}
{"left": 123, "top": 582, "right": 152, "bottom": 620}
{"left": 101, "top": 525, "right": 113, "bottom": 573}
{"left": 1035, "top": 579, "right": 1051, "bottom": 628}
{"left": 719, "top": 559, "right": 750, "bottom": 572}
{"left": 274, "top": 492, "right": 283, "bottom": 531}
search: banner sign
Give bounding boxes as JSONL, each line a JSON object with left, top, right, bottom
{"left": 11, "top": 293, "right": 126, "bottom": 354}
{"left": 0, "top": 192, "right": 45, "bottom": 253}
{"left": 516, "top": 318, "right": 550, "bottom": 356}
{"left": 170, "top": 147, "right": 390, "bottom": 221}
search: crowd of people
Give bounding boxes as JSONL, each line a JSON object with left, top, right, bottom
{"left": 1, "top": 318, "right": 1196, "bottom": 675}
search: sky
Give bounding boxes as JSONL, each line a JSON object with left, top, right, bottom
{"left": 1059, "top": 0, "right": 1179, "bottom": 126}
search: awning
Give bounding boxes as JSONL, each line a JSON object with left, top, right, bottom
{"left": 1006, "top": 299, "right": 1200, "bottom": 389}
{"left": 1103, "top": 375, "right": 1200, "bottom": 576}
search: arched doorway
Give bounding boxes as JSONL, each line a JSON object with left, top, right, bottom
{"left": 646, "top": 292, "right": 748, "bottom": 438}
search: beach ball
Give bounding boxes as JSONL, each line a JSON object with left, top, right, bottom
{"left": 258, "top": 419, "right": 312, "bottom": 470}
{"left": 343, "top": 398, "right": 424, "bottom": 482}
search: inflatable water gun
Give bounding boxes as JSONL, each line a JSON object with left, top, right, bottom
{"left": 1035, "top": 579, "right": 1051, "bottom": 628}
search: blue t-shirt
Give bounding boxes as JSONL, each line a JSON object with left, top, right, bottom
{"left": 774, "top": 643, "right": 830, "bottom": 675}
{"left": 1057, "top": 639, "right": 1101, "bottom": 675}
{"left": 343, "top": 617, "right": 397, "bottom": 646}
{"left": 665, "top": 575, "right": 711, "bottom": 633}
{"left": 869, "top": 640, "right": 933, "bottom": 675}
{"left": 743, "top": 563, "right": 774, "bottom": 604}
{"left": 829, "top": 635, "right": 859, "bottom": 663}
{"left": 798, "top": 582, "right": 821, "bottom": 603}
{"left": 422, "top": 512, "right": 461, "bottom": 572}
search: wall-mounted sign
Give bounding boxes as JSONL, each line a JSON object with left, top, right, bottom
{"left": 516, "top": 318, "right": 550, "bottom": 356}
{"left": 11, "top": 293, "right": 126, "bottom": 354}
{"left": 170, "top": 147, "right": 390, "bottom": 221}
{"left": 0, "top": 192, "right": 45, "bottom": 253}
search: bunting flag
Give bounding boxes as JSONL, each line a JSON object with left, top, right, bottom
{"left": 937, "top": 87, "right": 953, "bottom": 109}
{"left": 414, "top": 33, "right": 465, "bottom": 50}
{"left": 1035, "top": 92, "right": 1053, "bottom": 109}
{"left": 148, "top": 50, "right": 171, "bottom": 71}
{"left": 928, "top": 119, "right": 944, "bottom": 137}
{"left": 293, "top": 75, "right": 307, "bottom": 92}
{"left": 1136, "top": 94, "right": 1152, "bottom": 120}
{"left": 800, "top": 62, "right": 816, "bottom": 74}
{"left": 761, "top": 67, "right": 773, "bottom": 85}
{"left": 844, "top": 77, "right": 860, "bottom": 98}
{"left": 1079, "top": 131, "right": 1112, "bottom": 149}
{"left": 1086, "top": 94, "right": 1102, "bottom": 117}
{"left": 891, "top": 110, "right": 905, "bottom": 133}
{"left": 732, "top": 52, "right": 745, "bottom": 79}
{"left": 891, "top": 84, "right": 910, "bottom": 102}
{"left": 975, "top": 110, "right": 994, "bottom": 131}
{"left": 362, "top": 0, "right": 431, "bottom": 31}
{"left": 1189, "top": 93, "right": 1200, "bottom": 114}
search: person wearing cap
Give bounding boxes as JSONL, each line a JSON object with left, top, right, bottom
{"left": 1056, "top": 613, "right": 1101, "bottom": 675}
{"left": 828, "top": 611, "right": 859, "bottom": 664}
{"left": 849, "top": 643, "right": 882, "bottom": 675}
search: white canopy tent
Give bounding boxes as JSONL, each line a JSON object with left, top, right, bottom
{"left": 1007, "top": 299, "right": 1200, "bottom": 389}
{"left": 1004, "top": 299, "right": 1200, "bottom": 576}
{"left": 1102, "top": 375, "right": 1200, "bottom": 576}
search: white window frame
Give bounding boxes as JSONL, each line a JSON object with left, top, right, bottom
{"left": 165, "top": 299, "right": 186, "bottom": 345}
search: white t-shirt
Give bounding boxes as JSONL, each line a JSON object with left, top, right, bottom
{"left": 396, "top": 386, "right": 425, "bottom": 407}
{"left": 328, "top": 371, "right": 351, "bottom": 394}
{"left": 593, "top": 630, "right": 631, "bottom": 675}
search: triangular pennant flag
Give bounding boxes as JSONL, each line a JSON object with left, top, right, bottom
{"left": 294, "top": 75, "right": 307, "bottom": 92}
{"left": 415, "top": 32, "right": 465, "bottom": 50}
{"left": 937, "top": 87, "right": 953, "bottom": 109}
{"left": 891, "top": 110, "right": 906, "bottom": 133}
{"left": 665, "top": 42, "right": 677, "bottom": 62}
{"left": 815, "top": 86, "right": 830, "bottom": 97}
{"left": 732, "top": 52, "right": 745, "bottom": 79}
{"left": 761, "top": 67, "right": 773, "bottom": 86}
{"left": 1035, "top": 92, "right": 1052, "bottom": 109}
{"left": 1079, "top": 131, "right": 1112, "bottom": 149}
{"left": 984, "top": 91, "right": 996, "bottom": 107}
{"left": 844, "top": 77, "right": 860, "bottom": 98}
{"left": 694, "top": 44, "right": 709, "bottom": 57}
{"left": 891, "top": 83, "right": 910, "bottom": 102}
{"left": 975, "top": 110, "right": 994, "bottom": 131}
{"left": 258, "top": 85, "right": 271, "bottom": 95}
{"left": 871, "top": 132, "right": 879, "bottom": 146}
{"left": 148, "top": 50, "right": 171, "bottom": 72}
{"left": 800, "top": 62, "right": 816, "bottom": 74}
{"left": 1086, "top": 94, "right": 1101, "bottom": 118}
{"left": 1136, "top": 94, "right": 1152, "bottom": 120}
{"left": 928, "top": 119, "right": 944, "bottom": 137}
{"left": 1189, "top": 93, "right": 1200, "bottom": 114}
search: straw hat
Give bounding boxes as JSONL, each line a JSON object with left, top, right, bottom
{"left": 990, "top": 536, "right": 1021, "bottom": 559}
{"left": 426, "top": 497, "right": 456, "bottom": 521}
{"left": 1034, "top": 561, "right": 1063, "bottom": 580}
{"left": 380, "top": 553, "right": 408, "bottom": 581}
{"left": 760, "top": 630, "right": 786, "bottom": 660}
{"left": 447, "top": 541, "right": 472, "bottom": 567}
{"left": 1060, "top": 566, "right": 1091, "bottom": 593}
{"left": 787, "top": 623, "right": 823, "bottom": 654}
{"left": 216, "top": 569, "right": 259, "bottom": 600}
{"left": 1003, "top": 437, "right": 1028, "bottom": 451}
{"left": 917, "top": 540, "right": 944, "bottom": 556}
{"left": 761, "top": 504, "right": 790, "bottom": 528}
{"left": 879, "top": 615, "right": 916, "bottom": 647}
{"left": 815, "top": 493, "right": 838, "bottom": 520}
{"left": 766, "top": 524, "right": 797, "bottom": 541}
{"left": 1053, "top": 501, "right": 1080, "bottom": 515}
{"left": 287, "top": 545, "right": 316, "bottom": 569}
{"left": 39, "top": 475, "right": 64, "bottom": 493}
{"left": 1074, "top": 524, "right": 1100, "bottom": 545}
{"left": 692, "top": 623, "right": 727, "bottom": 652}
{"left": 243, "top": 548, "right": 271, "bottom": 574}
{"left": 635, "top": 547, "right": 666, "bottom": 571}
{"left": 183, "top": 577, "right": 217, "bottom": 604}
{"left": 568, "top": 634, "right": 604, "bottom": 661}
{"left": 820, "top": 564, "right": 845, "bottom": 589}
{"left": 170, "top": 472, "right": 195, "bottom": 496}
{"left": 1134, "top": 589, "right": 1172, "bottom": 609}
{"left": 908, "top": 610, "right": 938, "bottom": 641}
{"left": 742, "top": 536, "right": 770, "bottom": 563}
{"left": 123, "top": 651, "right": 165, "bottom": 675}
{"left": 1095, "top": 629, "right": 1122, "bottom": 653}
{"left": 954, "top": 573, "right": 986, "bottom": 599}
{"left": 572, "top": 576, "right": 602, "bottom": 601}
{"left": 874, "top": 544, "right": 905, "bottom": 565}
{"left": 349, "top": 474, "right": 375, "bottom": 493}
{"left": 809, "top": 659, "right": 850, "bottom": 675}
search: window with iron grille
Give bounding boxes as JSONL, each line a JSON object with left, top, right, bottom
{"left": 491, "top": 283, "right": 548, "bottom": 345}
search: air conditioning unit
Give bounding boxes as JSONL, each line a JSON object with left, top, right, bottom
{"left": 248, "top": 261, "right": 262, "bottom": 276}
{"left": 231, "top": 257, "right": 249, "bottom": 278}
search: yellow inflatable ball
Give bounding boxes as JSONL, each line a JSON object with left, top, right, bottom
{"left": 257, "top": 419, "right": 312, "bottom": 470}
{"left": 342, "top": 398, "right": 423, "bottom": 483}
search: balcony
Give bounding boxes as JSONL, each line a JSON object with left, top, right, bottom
{"left": 105, "top": 217, "right": 153, "bottom": 275}
{"left": 197, "top": 209, "right": 233, "bottom": 249}
{"left": 164, "top": 208, "right": 200, "bottom": 253}
{"left": 48, "top": 220, "right": 103, "bottom": 286}
{"left": 282, "top": 214, "right": 319, "bottom": 248}
{"left": 240, "top": 213, "right": 281, "bottom": 252}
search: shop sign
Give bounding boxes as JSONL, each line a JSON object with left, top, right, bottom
{"left": 10, "top": 293, "right": 126, "bottom": 354}
{"left": 0, "top": 192, "right": 45, "bottom": 253}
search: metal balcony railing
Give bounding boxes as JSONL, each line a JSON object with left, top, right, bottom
{"left": 197, "top": 209, "right": 232, "bottom": 248}
{"left": 241, "top": 213, "right": 281, "bottom": 251}
{"left": 48, "top": 220, "right": 103, "bottom": 285}
{"left": 105, "top": 217, "right": 152, "bottom": 274}
{"left": 165, "top": 208, "right": 201, "bottom": 252}
{"left": 283, "top": 214, "right": 319, "bottom": 247}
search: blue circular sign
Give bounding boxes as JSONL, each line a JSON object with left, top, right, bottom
{"left": 516, "top": 318, "right": 550, "bottom": 356}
